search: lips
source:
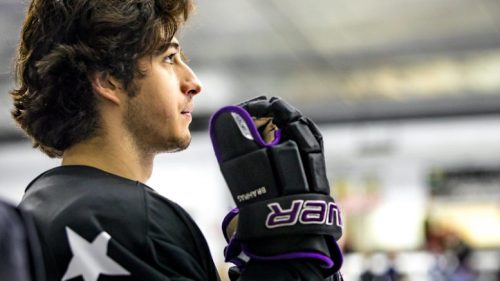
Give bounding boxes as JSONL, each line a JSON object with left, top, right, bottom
{"left": 181, "top": 105, "right": 194, "bottom": 115}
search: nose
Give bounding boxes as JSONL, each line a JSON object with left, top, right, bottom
{"left": 181, "top": 64, "right": 203, "bottom": 96}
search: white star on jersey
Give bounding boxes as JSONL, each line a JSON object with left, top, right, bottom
{"left": 62, "top": 227, "right": 130, "bottom": 281}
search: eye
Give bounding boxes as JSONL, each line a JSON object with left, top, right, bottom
{"left": 163, "top": 53, "right": 177, "bottom": 64}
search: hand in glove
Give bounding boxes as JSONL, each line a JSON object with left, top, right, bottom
{"left": 209, "top": 96, "right": 343, "bottom": 278}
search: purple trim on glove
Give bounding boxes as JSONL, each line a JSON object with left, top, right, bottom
{"left": 273, "top": 129, "right": 282, "bottom": 145}
{"left": 225, "top": 235, "right": 241, "bottom": 262}
{"left": 221, "top": 208, "right": 239, "bottom": 242}
{"left": 327, "top": 236, "right": 344, "bottom": 273}
{"left": 222, "top": 208, "right": 248, "bottom": 267}
{"left": 209, "top": 105, "right": 282, "bottom": 163}
{"left": 225, "top": 232, "right": 252, "bottom": 268}
{"left": 241, "top": 245, "right": 334, "bottom": 269}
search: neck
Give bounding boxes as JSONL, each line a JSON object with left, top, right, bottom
{"left": 62, "top": 132, "right": 154, "bottom": 183}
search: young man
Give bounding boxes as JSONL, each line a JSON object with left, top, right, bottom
{"left": 12, "top": 0, "right": 342, "bottom": 280}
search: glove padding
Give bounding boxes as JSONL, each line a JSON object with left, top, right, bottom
{"left": 241, "top": 96, "right": 331, "bottom": 194}
{"left": 209, "top": 96, "right": 343, "bottom": 277}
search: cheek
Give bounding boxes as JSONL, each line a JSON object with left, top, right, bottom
{"left": 143, "top": 83, "right": 173, "bottom": 116}
{"left": 138, "top": 66, "right": 180, "bottom": 122}
{"left": 157, "top": 82, "right": 180, "bottom": 118}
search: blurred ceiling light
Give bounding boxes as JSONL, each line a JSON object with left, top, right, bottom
{"left": 341, "top": 49, "right": 500, "bottom": 99}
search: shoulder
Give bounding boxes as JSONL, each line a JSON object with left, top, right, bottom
{"left": 21, "top": 165, "right": 145, "bottom": 213}
{"left": 19, "top": 166, "right": 218, "bottom": 280}
{"left": 143, "top": 186, "right": 193, "bottom": 224}
{"left": 141, "top": 185, "right": 219, "bottom": 279}
{"left": 20, "top": 166, "right": 148, "bottom": 245}
{"left": 141, "top": 185, "right": 202, "bottom": 241}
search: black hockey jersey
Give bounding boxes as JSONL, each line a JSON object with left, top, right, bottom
{"left": 19, "top": 165, "right": 220, "bottom": 281}
{"left": 19, "top": 165, "right": 326, "bottom": 281}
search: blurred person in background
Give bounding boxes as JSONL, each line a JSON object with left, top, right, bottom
{"left": 359, "top": 252, "right": 406, "bottom": 281}
{"left": 8, "top": 0, "right": 343, "bottom": 280}
{"left": 425, "top": 219, "right": 476, "bottom": 281}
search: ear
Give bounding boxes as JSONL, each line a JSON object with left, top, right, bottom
{"left": 89, "top": 71, "right": 123, "bottom": 105}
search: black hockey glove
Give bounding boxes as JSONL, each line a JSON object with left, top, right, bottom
{"left": 209, "top": 96, "right": 343, "bottom": 278}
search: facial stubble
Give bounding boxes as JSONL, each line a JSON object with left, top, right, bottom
{"left": 124, "top": 93, "right": 191, "bottom": 155}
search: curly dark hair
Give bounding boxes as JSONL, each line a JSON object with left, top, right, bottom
{"left": 10, "top": 0, "right": 193, "bottom": 157}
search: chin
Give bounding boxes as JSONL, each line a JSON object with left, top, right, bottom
{"left": 163, "top": 132, "right": 192, "bottom": 153}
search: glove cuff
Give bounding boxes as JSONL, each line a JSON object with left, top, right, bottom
{"left": 242, "top": 245, "right": 335, "bottom": 268}
{"left": 238, "top": 235, "right": 343, "bottom": 276}
{"left": 221, "top": 195, "right": 344, "bottom": 275}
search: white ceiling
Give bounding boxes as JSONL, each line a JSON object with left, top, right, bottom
{"left": 1, "top": 0, "right": 500, "bottom": 139}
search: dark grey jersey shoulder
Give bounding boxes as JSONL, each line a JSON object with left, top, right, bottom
{"left": 19, "top": 165, "right": 219, "bottom": 281}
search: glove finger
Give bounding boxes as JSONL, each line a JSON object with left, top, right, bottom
{"left": 238, "top": 95, "right": 267, "bottom": 105}
{"left": 267, "top": 98, "right": 330, "bottom": 194}
{"left": 210, "top": 107, "right": 260, "bottom": 163}
{"left": 239, "top": 96, "right": 272, "bottom": 118}
{"left": 280, "top": 119, "right": 330, "bottom": 194}
{"left": 305, "top": 151, "right": 331, "bottom": 194}
{"left": 282, "top": 118, "right": 321, "bottom": 153}
{"left": 305, "top": 117, "right": 324, "bottom": 151}
{"left": 269, "top": 96, "right": 303, "bottom": 127}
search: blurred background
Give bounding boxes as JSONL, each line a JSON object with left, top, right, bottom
{"left": 1, "top": 0, "right": 500, "bottom": 280}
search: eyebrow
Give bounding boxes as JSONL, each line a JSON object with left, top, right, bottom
{"left": 166, "top": 42, "right": 180, "bottom": 50}
{"left": 154, "top": 41, "right": 180, "bottom": 55}
{"left": 153, "top": 41, "right": 189, "bottom": 62}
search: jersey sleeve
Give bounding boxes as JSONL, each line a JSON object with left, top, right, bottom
{"left": 144, "top": 188, "right": 220, "bottom": 281}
